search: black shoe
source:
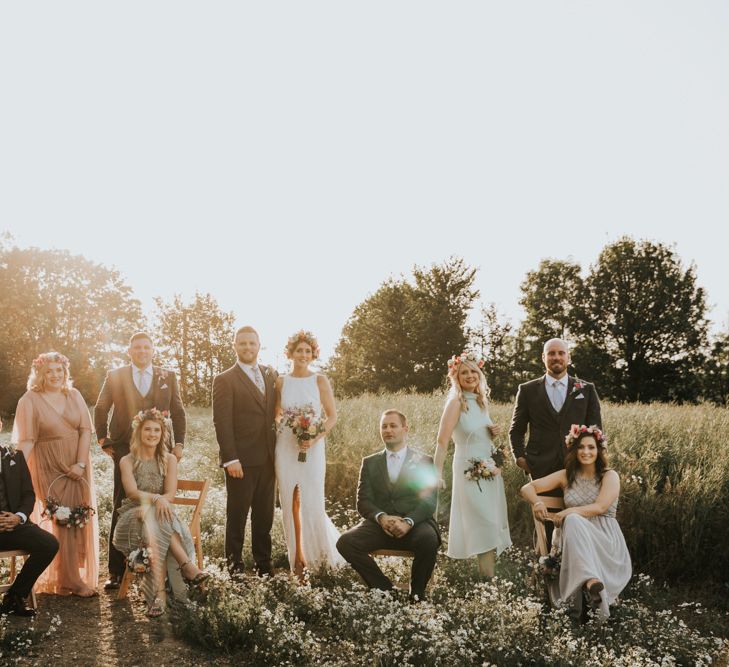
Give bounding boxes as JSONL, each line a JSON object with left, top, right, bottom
{"left": 408, "top": 590, "right": 427, "bottom": 604}
{"left": 255, "top": 562, "right": 274, "bottom": 577}
{"left": 0, "top": 593, "right": 36, "bottom": 617}
{"left": 103, "top": 574, "right": 122, "bottom": 590}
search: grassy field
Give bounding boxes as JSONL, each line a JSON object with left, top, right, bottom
{"left": 2, "top": 396, "right": 729, "bottom": 665}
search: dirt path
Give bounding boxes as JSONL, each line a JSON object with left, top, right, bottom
{"left": 4, "top": 576, "right": 232, "bottom": 667}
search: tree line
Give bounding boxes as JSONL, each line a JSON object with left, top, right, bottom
{"left": 1, "top": 235, "right": 727, "bottom": 413}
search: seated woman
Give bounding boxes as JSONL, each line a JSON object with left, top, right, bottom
{"left": 520, "top": 425, "right": 631, "bottom": 620}
{"left": 112, "top": 408, "right": 207, "bottom": 617}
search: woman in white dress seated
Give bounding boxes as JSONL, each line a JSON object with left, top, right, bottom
{"left": 274, "top": 330, "right": 345, "bottom": 580}
{"left": 521, "top": 425, "right": 631, "bottom": 620}
{"left": 434, "top": 352, "right": 511, "bottom": 579}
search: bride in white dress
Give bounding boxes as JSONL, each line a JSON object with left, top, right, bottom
{"left": 275, "top": 330, "right": 345, "bottom": 579}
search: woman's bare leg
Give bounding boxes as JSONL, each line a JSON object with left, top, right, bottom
{"left": 292, "top": 485, "right": 306, "bottom": 582}
{"left": 477, "top": 549, "right": 496, "bottom": 578}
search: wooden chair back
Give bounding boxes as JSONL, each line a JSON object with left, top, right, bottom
{"left": 533, "top": 495, "right": 565, "bottom": 556}
{"left": 118, "top": 478, "right": 210, "bottom": 601}
{"left": 0, "top": 550, "right": 37, "bottom": 609}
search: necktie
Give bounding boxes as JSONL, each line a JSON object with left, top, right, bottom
{"left": 252, "top": 366, "right": 265, "bottom": 394}
{"left": 388, "top": 453, "right": 399, "bottom": 483}
{"left": 551, "top": 381, "right": 564, "bottom": 412}
{"left": 138, "top": 369, "right": 149, "bottom": 396}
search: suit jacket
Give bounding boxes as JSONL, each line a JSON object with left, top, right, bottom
{"left": 0, "top": 446, "right": 36, "bottom": 519}
{"left": 93, "top": 365, "right": 186, "bottom": 451}
{"left": 212, "top": 363, "right": 277, "bottom": 467}
{"left": 509, "top": 374, "right": 602, "bottom": 479}
{"left": 356, "top": 448, "right": 439, "bottom": 533}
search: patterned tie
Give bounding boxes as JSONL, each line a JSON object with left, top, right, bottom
{"left": 252, "top": 366, "right": 265, "bottom": 394}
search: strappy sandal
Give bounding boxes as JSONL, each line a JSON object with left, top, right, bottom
{"left": 179, "top": 561, "right": 210, "bottom": 586}
{"left": 146, "top": 596, "right": 165, "bottom": 618}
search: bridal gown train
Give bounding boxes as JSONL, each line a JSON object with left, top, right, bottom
{"left": 275, "top": 375, "right": 345, "bottom": 572}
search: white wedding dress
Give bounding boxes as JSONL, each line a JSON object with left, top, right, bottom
{"left": 275, "top": 374, "right": 345, "bottom": 572}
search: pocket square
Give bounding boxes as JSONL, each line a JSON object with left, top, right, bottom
{"left": 160, "top": 384, "right": 169, "bottom": 390}
{"left": 9, "top": 460, "right": 16, "bottom": 466}
{"left": 574, "top": 394, "right": 584, "bottom": 400}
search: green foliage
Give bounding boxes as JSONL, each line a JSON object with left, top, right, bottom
{"left": 581, "top": 237, "right": 708, "bottom": 402}
{"left": 153, "top": 292, "right": 236, "bottom": 406}
{"left": 0, "top": 243, "right": 143, "bottom": 414}
{"left": 328, "top": 257, "right": 478, "bottom": 396}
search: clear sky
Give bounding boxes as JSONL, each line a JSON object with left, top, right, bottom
{"left": 2, "top": 2, "right": 728, "bottom": 366}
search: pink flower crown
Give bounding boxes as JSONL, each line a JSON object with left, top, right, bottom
{"left": 565, "top": 424, "right": 606, "bottom": 448}
{"left": 447, "top": 351, "right": 485, "bottom": 370}
{"left": 32, "top": 353, "right": 70, "bottom": 369}
{"left": 131, "top": 408, "right": 170, "bottom": 431}
{"left": 285, "top": 330, "right": 320, "bottom": 358}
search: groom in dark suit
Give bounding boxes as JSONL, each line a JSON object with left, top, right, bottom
{"left": 509, "top": 338, "right": 602, "bottom": 481}
{"left": 94, "top": 331, "right": 186, "bottom": 589}
{"left": 212, "top": 325, "right": 277, "bottom": 576}
{"left": 337, "top": 410, "right": 440, "bottom": 601}
{"left": 0, "top": 420, "right": 59, "bottom": 617}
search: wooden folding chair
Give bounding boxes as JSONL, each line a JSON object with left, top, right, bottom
{"left": 533, "top": 494, "right": 564, "bottom": 604}
{"left": 118, "top": 478, "right": 210, "bottom": 600}
{"left": 0, "top": 550, "right": 38, "bottom": 609}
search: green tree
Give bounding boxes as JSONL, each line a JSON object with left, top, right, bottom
{"left": 153, "top": 292, "right": 236, "bottom": 406}
{"left": 702, "top": 329, "right": 729, "bottom": 405}
{"left": 328, "top": 258, "right": 478, "bottom": 395}
{"left": 0, "top": 243, "right": 143, "bottom": 414}
{"left": 580, "top": 237, "right": 708, "bottom": 402}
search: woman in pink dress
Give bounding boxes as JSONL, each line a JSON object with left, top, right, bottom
{"left": 12, "top": 352, "right": 99, "bottom": 597}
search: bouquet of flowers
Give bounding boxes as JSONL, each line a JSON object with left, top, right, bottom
{"left": 280, "top": 404, "right": 326, "bottom": 462}
{"left": 68, "top": 504, "right": 95, "bottom": 528}
{"left": 42, "top": 475, "right": 95, "bottom": 528}
{"left": 464, "top": 457, "right": 501, "bottom": 492}
{"left": 536, "top": 547, "right": 562, "bottom": 580}
{"left": 127, "top": 546, "right": 153, "bottom": 574}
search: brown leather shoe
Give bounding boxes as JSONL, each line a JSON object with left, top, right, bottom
{"left": 103, "top": 574, "right": 122, "bottom": 590}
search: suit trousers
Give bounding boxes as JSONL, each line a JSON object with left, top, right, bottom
{"left": 224, "top": 462, "right": 275, "bottom": 572}
{"left": 108, "top": 445, "right": 130, "bottom": 576}
{"left": 0, "top": 523, "right": 59, "bottom": 598}
{"left": 336, "top": 520, "right": 439, "bottom": 598}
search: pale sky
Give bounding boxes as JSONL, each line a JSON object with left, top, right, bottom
{"left": 2, "top": 2, "right": 728, "bottom": 366}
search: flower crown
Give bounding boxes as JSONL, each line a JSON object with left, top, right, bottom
{"left": 32, "top": 353, "right": 70, "bottom": 369}
{"left": 565, "top": 424, "right": 606, "bottom": 448}
{"left": 131, "top": 408, "right": 170, "bottom": 431}
{"left": 447, "top": 351, "right": 485, "bottom": 370}
{"left": 285, "top": 330, "right": 320, "bottom": 359}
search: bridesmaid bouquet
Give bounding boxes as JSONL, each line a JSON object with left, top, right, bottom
{"left": 42, "top": 496, "right": 95, "bottom": 528}
{"left": 537, "top": 547, "right": 562, "bottom": 580}
{"left": 280, "top": 405, "right": 326, "bottom": 462}
{"left": 127, "top": 546, "right": 153, "bottom": 574}
{"left": 464, "top": 457, "right": 501, "bottom": 492}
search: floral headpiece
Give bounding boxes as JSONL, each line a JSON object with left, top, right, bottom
{"left": 285, "top": 330, "right": 320, "bottom": 359}
{"left": 32, "top": 353, "right": 70, "bottom": 369}
{"left": 447, "top": 351, "right": 485, "bottom": 370}
{"left": 565, "top": 424, "right": 606, "bottom": 448}
{"left": 131, "top": 408, "right": 170, "bottom": 431}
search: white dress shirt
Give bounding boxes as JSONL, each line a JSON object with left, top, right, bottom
{"left": 547, "top": 374, "right": 568, "bottom": 412}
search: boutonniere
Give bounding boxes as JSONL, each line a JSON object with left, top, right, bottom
{"left": 571, "top": 379, "right": 585, "bottom": 395}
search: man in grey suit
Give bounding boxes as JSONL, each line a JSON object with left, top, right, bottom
{"left": 509, "top": 338, "right": 602, "bottom": 481}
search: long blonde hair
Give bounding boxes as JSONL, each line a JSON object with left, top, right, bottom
{"left": 129, "top": 414, "right": 168, "bottom": 477}
{"left": 447, "top": 358, "right": 490, "bottom": 412}
{"left": 27, "top": 352, "right": 73, "bottom": 394}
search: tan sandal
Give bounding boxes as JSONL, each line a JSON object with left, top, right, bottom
{"left": 146, "top": 596, "right": 165, "bottom": 618}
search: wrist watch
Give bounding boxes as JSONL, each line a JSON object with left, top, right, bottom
{"left": 76, "top": 462, "right": 87, "bottom": 470}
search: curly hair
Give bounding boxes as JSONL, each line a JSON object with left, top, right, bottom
{"left": 27, "top": 352, "right": 73, "bottom": 394}
{"left": 564, "top": 429, "right": 610, "bottom": 487}
{"left": 285, "top": 330, "right": 320, "bottom": 360}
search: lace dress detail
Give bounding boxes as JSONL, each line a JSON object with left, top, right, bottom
{"left": 550, "top": 474, "right": 631, "bottom": 619}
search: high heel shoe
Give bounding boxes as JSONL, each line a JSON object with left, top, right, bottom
{"left": 179, "top": 561, "right": 210, "bottom": 586}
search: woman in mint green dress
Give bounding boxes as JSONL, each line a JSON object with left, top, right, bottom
{"left": 434, "top": 352, "right": 511, "bottom": 578}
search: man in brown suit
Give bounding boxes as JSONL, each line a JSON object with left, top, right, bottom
{"left": 94, "top": 331, "right": 186, "bottom": 589}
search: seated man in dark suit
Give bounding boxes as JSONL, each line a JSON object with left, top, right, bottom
{"left": 337, "top": 409, "right": 440, "bottom": 601}
{"left": 0, "top": 419, "right": 59, "bottom": 617}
